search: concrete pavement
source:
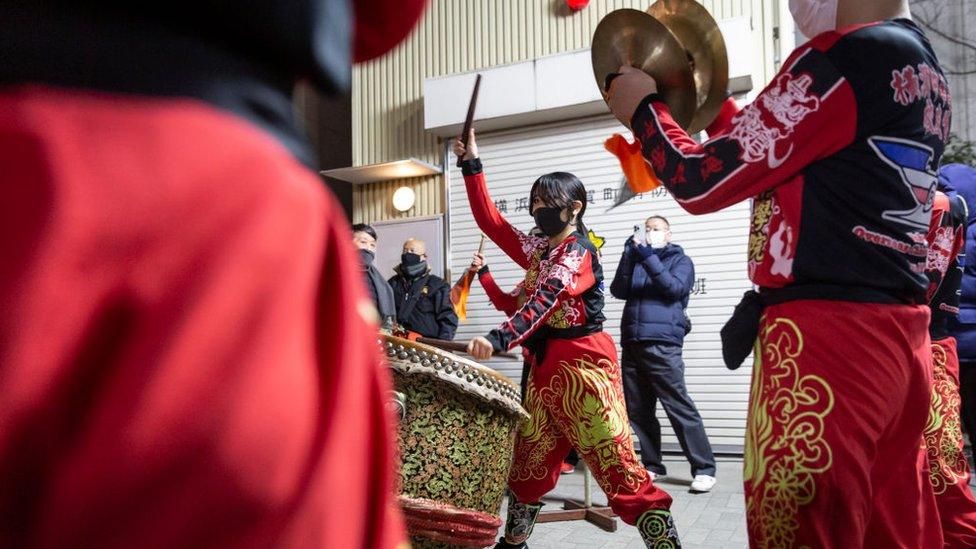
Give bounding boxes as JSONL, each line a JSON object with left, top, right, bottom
{"left": 498, "top": 456, "right": 747, "bottom": 549}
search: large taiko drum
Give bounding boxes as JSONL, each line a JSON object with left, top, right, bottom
{"left": 381, "top": 335, "right": 529, "bottom": 549}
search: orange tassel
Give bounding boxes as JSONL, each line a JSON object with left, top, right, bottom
{"left": 450, "top": 271, "right": 474, "bottom": 322}
{"left": 604, "top": 134, "right": 662, "bottom": 193}
{"left": 452, "top": 235, "right": 485, "bottom": 323}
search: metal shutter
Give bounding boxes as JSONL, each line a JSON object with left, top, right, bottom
{"left": 448, "top": 114, "right": 753, "bottom": 450}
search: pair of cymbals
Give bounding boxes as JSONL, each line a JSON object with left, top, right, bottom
{"left": 592, "top": 0, "right": 729, "bottom": 133}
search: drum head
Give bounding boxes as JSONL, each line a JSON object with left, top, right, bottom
{"left": 381, "top": 335, "right": 528, "bottom": 421}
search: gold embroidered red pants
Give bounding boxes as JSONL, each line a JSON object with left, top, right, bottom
{"left": 507, "top": 332, "right": 673, "bottom": 524}
{"left": 926, "top": 337, "right": 976, "bottom": 548}
{"left": 745, "top": 301, "right": 942, "bottom": 548}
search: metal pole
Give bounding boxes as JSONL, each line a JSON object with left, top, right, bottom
{"left": 442, "top": 141, "right": 452, "bottom": 282}
{"left": 583, "top": 463, "right": 592, "bottom": 507}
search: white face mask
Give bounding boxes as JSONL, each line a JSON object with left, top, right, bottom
{"left": 647, "top": 230, "right": 668, "bottom": 249}
{"left": 789, "top": 0, "right": 839, "bottom": 39}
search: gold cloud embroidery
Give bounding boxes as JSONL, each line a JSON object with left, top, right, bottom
{"left": 924, "top": 341, "right": 969, "bottom": 495}
{"left": 744, "top": 317, "right": 835, "bottom": 549}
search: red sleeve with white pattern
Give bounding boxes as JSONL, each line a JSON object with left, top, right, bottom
{"left": 631, "top": 41, "right": 857, "bottom": 215}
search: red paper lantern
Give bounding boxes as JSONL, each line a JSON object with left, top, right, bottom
{"left": 566, "top": 0, "right": 590, "bottom": 10}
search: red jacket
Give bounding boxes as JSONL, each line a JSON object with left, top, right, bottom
{"left": 926, "top": 192, "right": 968, "bottom": 338}
{"left": 478, "top": 267, "right": 524, "bottom": 317}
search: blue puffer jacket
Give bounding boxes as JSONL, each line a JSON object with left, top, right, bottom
{"left": 610, "top": 240, "right": 694, "bottom": 345}
{"left": 943, "top": 163, "right": 976, "bottom": 361}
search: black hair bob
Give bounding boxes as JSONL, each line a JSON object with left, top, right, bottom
{"left": 529, "top": 172, "right": 589, "bottom": 237}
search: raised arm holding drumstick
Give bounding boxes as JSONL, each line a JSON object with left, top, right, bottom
{"left": 454, "top": 129, "right": 681, "bottom": 549}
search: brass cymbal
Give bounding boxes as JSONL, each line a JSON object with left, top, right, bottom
{"left": 647, "top": 0, "right": 729, "bottom": 133}
{"left": 591, "top": 8, "right": 696, "bottom": 129}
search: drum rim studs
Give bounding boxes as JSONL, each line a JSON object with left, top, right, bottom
{"left": 381, "top": 335, "right": 530, "bottom": 422}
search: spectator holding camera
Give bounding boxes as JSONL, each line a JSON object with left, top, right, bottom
{"left": 610, "top": 216, "right": 716, "bottom": 492}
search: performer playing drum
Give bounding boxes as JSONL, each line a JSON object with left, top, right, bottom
{"left": 606, "top": 0, "right": 950, "bottom": 546}
{"left": 454, "top": 133, "right": 680, "bottom": 549}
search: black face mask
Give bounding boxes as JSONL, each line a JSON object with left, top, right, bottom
{"left": 533, "top": 206, "right": 570, "bottom": 238}
{"left": 401, "top": 252, "right": 427, "bottom": 277}
{"left": 358, "top": 248, "right": 375, "bottom": 266}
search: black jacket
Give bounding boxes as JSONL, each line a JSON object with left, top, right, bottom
{"left": 389, "top": 267, "right": 458, "bottom": 340}
{"left": 610, "top": 241, "right": 693, "bottom": 345}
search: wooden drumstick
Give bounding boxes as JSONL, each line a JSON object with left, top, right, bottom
{"left": 470, "top": 234, "right": 486, "bottom": 270}
{"left": 456, "top": 74, "right": 482, "bottom": 168}
{"left": 418, "top": 337, "right": 519, "bottom": 360}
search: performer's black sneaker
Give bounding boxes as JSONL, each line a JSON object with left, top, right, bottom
{"left": 493, "top": 538, "right": 527, "bottom": 549}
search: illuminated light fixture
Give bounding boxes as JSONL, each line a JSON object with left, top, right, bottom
{"left": 320, "top": 158, "right": 442, "bottom": 185}
{"left": 392, "top": 186, "right": 416, "bottom": 212}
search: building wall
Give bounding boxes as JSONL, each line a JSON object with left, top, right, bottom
{"left": 294, "top": 83, "right": 355, "bottom": 218}
{"left": 351, "top": 0, "right": 765, "bottom": 223}
{"left": 915, "top": 0, "right": 975, "bottom": 142}
{"left": 349, "top": 1, "right": 976, "bottom": 224}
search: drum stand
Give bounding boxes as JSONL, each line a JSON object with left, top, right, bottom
{"left": 535, "top": 463, "right": 618, "bottom": 532}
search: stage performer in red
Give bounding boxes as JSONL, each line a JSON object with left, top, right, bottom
{"left": 0, "top": 1, "right": 425, "bottom": 548}
{"left": 453, "top": 133, "right": 680, "bottom": 549}
{"left": 924, "top": 191, "right": 976, "bottom": 548}
{"left": 471, "top": 251, "right": 579, "bottom": 476}
{"left": 607, "top": 0, "right": 950, "bottom": 546}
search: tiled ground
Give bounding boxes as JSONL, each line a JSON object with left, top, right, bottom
{"left": 498, "top": 456, "right": 747, "bottom": 549}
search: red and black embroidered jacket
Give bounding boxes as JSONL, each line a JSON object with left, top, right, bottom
{"left": 632, "top": 19, "right": 950, "bottom": 303}
{"left": 927, "top": 192, "right": 968, "bottom": 338}
{"left": 461, "top": 159, "right": 606, "bottom": 352}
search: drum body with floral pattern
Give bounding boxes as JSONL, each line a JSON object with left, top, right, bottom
{"left": 383, "top": 336, "right": 529, "bottom": 548}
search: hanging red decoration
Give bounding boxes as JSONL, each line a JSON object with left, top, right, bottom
{"left": 566, "top": 0, "right": 590, "bottom": 10}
